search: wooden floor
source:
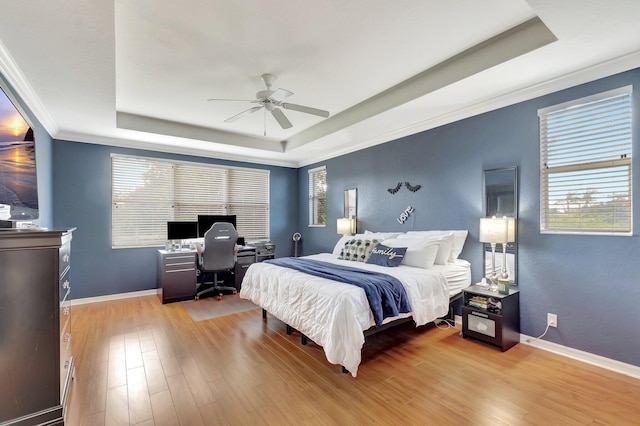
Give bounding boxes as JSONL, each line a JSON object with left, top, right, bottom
{"left": 67, "top": 295, "right": 640, "bottom": 425}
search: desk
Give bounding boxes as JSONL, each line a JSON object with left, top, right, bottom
{"left": 157, "top": 246, "right": 258, "bottom": 304}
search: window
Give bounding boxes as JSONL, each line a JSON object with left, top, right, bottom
{"left": 112, "top": 155, "right": 270, "bottom": 247}
{"left": 308, "top": 166, "right": 326, "bottom": 226}
{"left": 539, "top": 86, "right": 632, "bottom": 234}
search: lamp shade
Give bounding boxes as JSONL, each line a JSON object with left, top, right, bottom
{"left": 337, "top": 218, "right": 355, "bottom": 235}
{"left": 479, "top": 217, "right": 508, "bottom": 243}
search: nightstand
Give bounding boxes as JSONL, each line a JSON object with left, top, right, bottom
{"left": 461, "top": 285, "right": 520, "bottom": 351}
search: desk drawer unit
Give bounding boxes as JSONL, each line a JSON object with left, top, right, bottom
{"left": 234, "top": 250, "right": 256, "bottom": 290}
{"left": 158, "top": 251, "right": 197, "bottom": 303}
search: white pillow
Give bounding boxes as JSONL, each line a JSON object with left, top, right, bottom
{"left": 398, "top": 232, "right": 454, "bottom": 265}
{"left": 406, "top": 230, "right": 468, "bottom": 261}
{"left": 361, "top": 231, "right": 404, "bottom": 240}
{"left": 332, "top": 235, "right": 352, "bottom": 256}
{"left": 382, "top": 238, "right": 439, "bottom": 269}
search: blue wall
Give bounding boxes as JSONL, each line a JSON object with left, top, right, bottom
{"left": 52, "top": 140, "right": 298, "bottom": 300}
{"left": 299, "top": 68, "right": 640, "bottom": 368}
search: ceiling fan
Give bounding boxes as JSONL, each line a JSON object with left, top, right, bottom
{"left": 208, "top": 73, "right": 330, "bottom": 134}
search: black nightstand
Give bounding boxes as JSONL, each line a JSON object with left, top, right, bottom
{"left": 461, "top": 285, "right": 520, "bottom": 351}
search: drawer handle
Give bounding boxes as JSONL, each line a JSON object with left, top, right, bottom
{"left": 470, "top": 311, "right": 489, "bottom": 318}
{"left": 167, "top": 268, "right": 195, "bottom": 273}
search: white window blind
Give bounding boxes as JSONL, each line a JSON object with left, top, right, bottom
{"left": 308, "top": 166, "right": 327, "bottom": 226}
{"left": 112, "top": 155, "right": 270, "bottom": 247}
{"left": 539, "top": 86, "right": 632, "bottom": 234}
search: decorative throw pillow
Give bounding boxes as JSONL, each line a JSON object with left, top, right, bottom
{"left": 338, "top": 239, "right": 381, "bottom": 262}
{"left": 366, "top": 243, "right": 407, "bottom": 267}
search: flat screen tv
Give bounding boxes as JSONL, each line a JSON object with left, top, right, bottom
{"left": 197, "top": 214, "right": 237, "bottom": 237}
{"left": 167, "top": 221, "right": 198, "bottom": 241}
{"left": 0, "top": 85, "right": 38, "bottom": 223}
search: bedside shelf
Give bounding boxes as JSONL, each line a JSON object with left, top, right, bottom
{"left": 461, "top": 285, "right": 520, "bottom": 351}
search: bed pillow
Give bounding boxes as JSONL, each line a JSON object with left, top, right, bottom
{"left": 366, "top": 244, "right": 407, "bottom": 267}
{"left": 382, "top": 238, "right": 439, "bottom": 269}
{"left": 398, "top": 232, "right": 454, "bottom": 265}
{"left": 332, "top": 235, "right": 353, "bottom": 256}
{"left": 338, "top": 238, "right": 381, "bottom": 262}
{"left": 406, "top": 230, "right": 468, "bottom": 261}
{"left": 362, "top": 230, "right": 404, "bottom": 240}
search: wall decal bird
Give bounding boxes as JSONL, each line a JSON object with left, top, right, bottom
{"left": 405, "top": 182, "right": 421, "bottom": 192}
{"left": 388, "top": 182, "right": 402, "bottom": 194}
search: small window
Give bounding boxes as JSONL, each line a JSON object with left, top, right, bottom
{"left": 308, "top": 166, "right": 327, "bottom": 226}
{"left": 539, "top": 86, "right": 632, "bottom": 234}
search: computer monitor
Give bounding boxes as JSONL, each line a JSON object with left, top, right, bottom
{"left": 167, "top": 221, "right": 198, "bottom": 241}
{"left": 197, "top": 214, "right": 237, "bottom": 237}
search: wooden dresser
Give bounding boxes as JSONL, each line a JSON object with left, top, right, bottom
{"left": 0, "top": 228, "right": 75, "bottom": 425}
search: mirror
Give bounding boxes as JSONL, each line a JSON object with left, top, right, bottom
{"left": 344, "top": 188, "right": 357, "bottom": 220}
{"left": 483, "top": 167, "right": 518, "bottom": 284}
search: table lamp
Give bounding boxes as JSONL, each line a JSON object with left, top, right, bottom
{"left": 337, "top": 217, "right": 356, "bottom": 236}
{"left": 479, "top": 216, "right": 508, "bottom": 290}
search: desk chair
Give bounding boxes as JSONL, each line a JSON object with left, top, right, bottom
{"left": 195, "top": 222, "right": 238, "bottom": 301}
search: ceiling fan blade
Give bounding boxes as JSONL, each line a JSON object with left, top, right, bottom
{"left": 268, "top": 88, "right": 293, "bottom": 103}
{"left": 224, "top": 106, "right": 263, "bottom": 123}
{"left": 271, "top": 108, "right": 292, "bottom": 129}
{"left": 281, "top": 102, "right": 330, "bottom": 118}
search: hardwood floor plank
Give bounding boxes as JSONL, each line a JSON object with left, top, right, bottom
{"left": 149, "top": 390, "right": 180, "bottom": 426}
{"left": 125, "top": 332, "right": 144, "bottom": 369}
{"left": 105, "top": 384, "right": 129, "bottom": 426}
{"left": 142, "top": 350, "right": 169, "bottom": 395}
{"left": 127, "top": 366, "right": 153, "bottom": 425}
{"left": 67, "top": 295, "right": 640, "bottom": 425}
{"left": 166, "top": 373, "right": 205, "bottom": 426}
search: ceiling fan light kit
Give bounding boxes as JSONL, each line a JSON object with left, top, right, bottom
{"left": 209, "top": 73, "right": 330, "bottom": 133}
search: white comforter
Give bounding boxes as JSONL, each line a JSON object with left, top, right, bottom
{"left": 239, "top": 253, "right": 449, "bottom": 376}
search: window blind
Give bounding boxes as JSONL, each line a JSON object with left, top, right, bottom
{"left": 539, "top": 86, "right": 632, "bottom": 234}
{"left": 308, "top": 166, "right": 327, "bottom": 226}
{"left": 112, "top": 155, "right": 270, "bottom": 247}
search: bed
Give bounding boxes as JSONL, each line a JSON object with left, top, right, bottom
{"left": 239, "top": 230, "right": 470, "bottom": 376}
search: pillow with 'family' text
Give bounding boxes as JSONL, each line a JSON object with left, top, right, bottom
{"left": 366, "top": 243, "right": 407, "bottom": 267}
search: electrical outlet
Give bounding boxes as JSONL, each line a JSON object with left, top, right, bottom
{"left": 547, "top": 313, "right": 558, "bottom": 328}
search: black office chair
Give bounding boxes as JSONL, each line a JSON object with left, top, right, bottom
{"left": 195, "top": 222, "right": 238, "bottom": 301}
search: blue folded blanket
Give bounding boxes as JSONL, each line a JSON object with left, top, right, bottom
{"left": 266, "top": 257, "right": 411, "bottom": 326}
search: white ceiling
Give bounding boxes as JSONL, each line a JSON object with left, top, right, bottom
{"left": 1, "top": 0, "right": 640, "bottom": 167}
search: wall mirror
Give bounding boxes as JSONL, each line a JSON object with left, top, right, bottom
{"left": 344, "top": 188, "right": 357, "bottom": 221}
{"left": 483, "top": 166, "right": 518, "bottom": 284}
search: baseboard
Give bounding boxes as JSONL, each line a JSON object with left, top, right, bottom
{"left": 521, "top": 334, "right": 640, "bottom": 380}
{"left": 70, "top": 289, "right": 159, "bottom": 306}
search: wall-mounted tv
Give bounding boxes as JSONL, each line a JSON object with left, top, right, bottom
{"left": 0, "top": 85, "right": 38, "bottom": 222}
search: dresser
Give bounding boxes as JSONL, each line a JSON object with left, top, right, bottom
{"left": 0, "top": 228, "right": 75, "bottom": 426}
